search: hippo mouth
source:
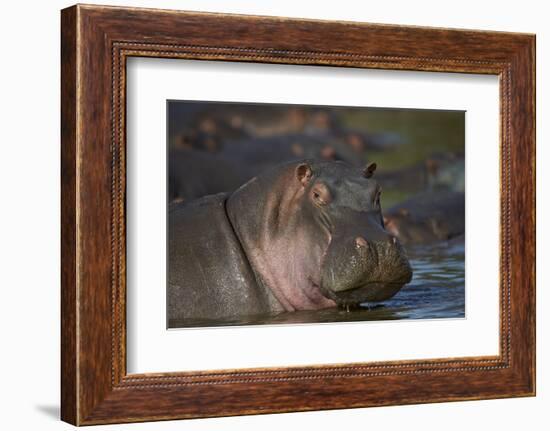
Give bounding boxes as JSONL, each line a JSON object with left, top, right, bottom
{"left": 310, "top": 277, "right": 410, "bottom": 308}
{"left": 330, "top": 281, "right": 406, "bottom": 307}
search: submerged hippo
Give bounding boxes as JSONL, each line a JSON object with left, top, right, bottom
{"left": 168, "top": 159, "right": 413, "bottom": 323}
{"left": 383, "top": 191, "right": 465, "bottom": 245}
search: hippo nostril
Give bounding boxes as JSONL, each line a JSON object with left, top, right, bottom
{"left": 355, "top": 237, "right": 368, "bottom": 248}
{"left": 385, "top": 235, "right": 398, "bottom": 246}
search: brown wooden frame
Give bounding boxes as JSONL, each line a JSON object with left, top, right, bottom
{"left": 61, "top": 4, "right": 535, "bottom": 426}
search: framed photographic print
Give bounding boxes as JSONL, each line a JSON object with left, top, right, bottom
{"left": 61, "top": 4, "right": 535, "bottom": 425}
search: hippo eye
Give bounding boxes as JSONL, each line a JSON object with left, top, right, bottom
{"left": 311, "top": 184, "right": 331, "bottom": 206}
{"left": 313, "top": 191, "right": 326, "bottom": 205}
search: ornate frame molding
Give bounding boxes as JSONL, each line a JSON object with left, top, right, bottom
{"left": 61, "top": 5, "right": 535, "bottom": 425}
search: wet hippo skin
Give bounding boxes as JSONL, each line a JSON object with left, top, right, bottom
{"left": 168, "top": 159, "right": 413, "bottom": 323}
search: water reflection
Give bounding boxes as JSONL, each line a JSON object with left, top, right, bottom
{"left": 169, "top": 238, "right": 465, "bottom": 329}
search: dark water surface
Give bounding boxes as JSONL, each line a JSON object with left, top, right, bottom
{"left": 170, "top": 239, "right": 465, "bottom": 329}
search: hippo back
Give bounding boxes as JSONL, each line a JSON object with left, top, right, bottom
{"left": 168, "top": 193, "right": 281, "bottom": 325}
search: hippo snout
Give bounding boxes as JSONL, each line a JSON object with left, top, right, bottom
{"left": 320, "top": 233, "right": 412, "bottom": 307}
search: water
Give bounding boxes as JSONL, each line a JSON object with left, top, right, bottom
{"left": 170, "top": 239, "right": 465, "bottom": 329}
{"left": 377, "top": 238, "right": 465, "bottom": 320}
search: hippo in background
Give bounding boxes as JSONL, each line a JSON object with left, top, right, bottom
{"left": 339, "top": 128, "right": 406, "bottom": 153}
{"left": 168, "top": 160, "right": 413, "bottom": 323}
{"left": 425, "top": 152, "right": 465, "bottom": 192}
{"left": 168, "top": 134, "right": 366, "bottom": 202}
{"left": 219, "top": 134, "right": 361, "bottom": 168}
{"left": 168, "top": 148, "right": 253, "bottom": 202}
{"left": 168, "top": 103, "right": 406, "bottom": 161}
{"left": 178, "top": 105, "right": 340, "bottom": 139}
{"left": 167, "top": 136, "right": 352, "bottom": 202}
{"left": 170, "top": 128, "right": 224, "bottom": 153}
{"left": 168, "top": 104, "right": 319, "bottom": 152}
{"left": 383, "top": 190, "right": 465, "bottom": 245}
{"left": 168, "top": 102, "right": 251, "bottom": 150}
{"left": 376, "top": 152, "right": 464, "bottom": 196}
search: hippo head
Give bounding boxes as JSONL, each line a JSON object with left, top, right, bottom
{"left": 226, "top": 159, "right": 412, "bottom": 312}
{"left": 382, "top": 208, "right": 440, "bottom": 245}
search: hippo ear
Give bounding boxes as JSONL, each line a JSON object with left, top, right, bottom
{"left": 296, "top": 163, "right": 313, "bottom": 186}
{"left": 363, "top": 162, "right": 377, "bottom": 178}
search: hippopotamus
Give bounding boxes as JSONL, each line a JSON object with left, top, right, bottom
{"left": 383, "top": 191, "right": 465, "bottom": 245}
{"left": 168, "top": 135, "right": 364, "bottom": 203}
{"left": 168, "top": 148, "right": 254, "bottom": 202}
{"left": 168, "top": 159, "right": 413, "bottom": 323}
{"left": 168, "top": 102, "right": 250, "bottom": 151}
{"left": 219, "top": 134, "right": 360, "bottom": 169}
{"left": 377, "top": 152, "right": 465, "bottom": 195}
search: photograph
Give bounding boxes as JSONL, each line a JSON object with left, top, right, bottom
{"left": 51, "top": 2, "right": 536, "bottom": 426}
{"left": 167, "top": 101, "right": 466, "bottom": 328}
